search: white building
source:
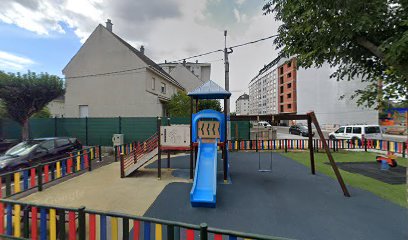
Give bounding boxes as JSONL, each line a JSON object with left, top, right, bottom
{"left": 159, "top": 62, "right": 209, "bottom": 92}
{"left": 47, "top": 96, "right": 64, "bottom": 117}
{"left": 248, "top": 60, "right": 279, "bottom": 115}
{"left": 160, "top": 61, "right": 211, "bottom": 91}
{"left": 235, "top": 93, "right": 249, "bottom": 115}
{"left": 248, "top": 56, "right": 378, "bottom": 125}
{"left": 63, "top": 20, "right": 184, "bottom": 118}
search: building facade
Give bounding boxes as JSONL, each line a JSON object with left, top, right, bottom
{"left": 63, "top": 20, "right": 184, "bottom": 118}
{"left": 248, "top": 62, "right": 278, "bottom": 115}
{"left": 47, "top": 96, "right": 65, "bottom": 117}
{"left": 159, "top": 62, "right": 209, "bottom": 92}
{"left": 160, "top": 61, "right": 211, "bottom": 84}
{"left": 248, "top": 56, "right": 378, "bottom": 125}
{"left": 235, "top": 93, "right": 249, "bottom": 115}
{"left": 277, "top": 58, "right": 297, "bottom": 113}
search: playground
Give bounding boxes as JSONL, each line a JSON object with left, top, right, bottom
{"left": 1, "top": 80, "right": 407, "bottom": 239}
{"left": 15, "top": 151, "right": 408, "bottom": 240}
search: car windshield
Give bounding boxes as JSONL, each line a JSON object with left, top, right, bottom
{"left": 4, "top": 140, "right": 41, "bottom": 157}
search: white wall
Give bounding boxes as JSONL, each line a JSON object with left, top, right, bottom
{"left": 63, "top": 25, "right": 180, "bottom": 117}
{"left": 296, "top": 63, "right": 378, "bottom": 125}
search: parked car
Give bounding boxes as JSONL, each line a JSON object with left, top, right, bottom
{"left": 0, "top": 139, "right": 19, "bottom": 153}
{"left": 257, "top": 121, "right": 272, "bottom": 128}
{"left": 328, "top": 125, "right": 382, "bottom": 141}
{"left": 289, "top": 124, "right": 315, "bottom": 137}
{"left": 0, "top": 137, "right": 82, "bottom": 173}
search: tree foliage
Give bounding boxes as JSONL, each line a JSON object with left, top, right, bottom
{"left": 263, "top": 0, "right": 408, "bottom": 108}
{"left": 0, "top": 71, "right": 64, "bottom": 139}
{"left": 167, "top": 91, "right": 222, "bottom": 117}
{"left": 32, "top": 107, "right": 51, "bottom": 118}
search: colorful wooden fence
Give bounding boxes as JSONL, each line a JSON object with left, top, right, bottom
{"left": 0, "top": 146, "right": 101, "bottom": 199}
{"left": 228, "top": 139, "right": 407, "bottom": 156}
{"left": 0, "top": 199, "right": 286, "bottom": 240}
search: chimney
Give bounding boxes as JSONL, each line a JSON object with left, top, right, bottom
{"left": 105, "top": 19, "right": 113, "bottom": 32}
{"left": 140, "top": 45, "right": 145, "bottom": 54}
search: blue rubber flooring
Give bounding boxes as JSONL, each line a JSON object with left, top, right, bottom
{"left": 144, "top": 152, "right": 408, "bottom": 240}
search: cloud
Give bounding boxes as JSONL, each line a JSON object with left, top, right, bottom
{"left": 0, "top": 0, "right": 279, "bottom": 111}
{"left": 0, "top": 51, "right": 35, "bottom": 71}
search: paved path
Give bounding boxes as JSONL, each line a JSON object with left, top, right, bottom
{"left": 144, "top": 152, "right": 408, "bottom": 240}
{"left": 19, "top": 156, "right": 187, "bottom": 216}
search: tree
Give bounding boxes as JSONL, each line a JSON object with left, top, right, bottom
{"left": 0, "top": 71, "right": 64, "bottom": 139}
{"left": 263, "top": 0, "right": 408, "bottom": 108}
{"left": 167, "top": 91, "right": 222, "bottom": 117}
{"left": 32, "top": 107, "right": 51, "bottom": 118}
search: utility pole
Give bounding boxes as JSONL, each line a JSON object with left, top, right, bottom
{"left": 224, "top": 30, "right": 233, "bottom": 140}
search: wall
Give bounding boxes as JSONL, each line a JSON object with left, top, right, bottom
{"left": 63, "top": 25, "right": 180, "bottom": 118}
{"left": 296, "top": 63, "right": 378, "bottom": 125}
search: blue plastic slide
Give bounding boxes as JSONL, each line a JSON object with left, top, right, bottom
{"left": 190, "top": 139, "right": 218, "bottom": 208}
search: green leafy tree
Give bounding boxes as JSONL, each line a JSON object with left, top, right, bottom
{"left": 263, "top": 0, "right": 408, "bottom": 108}
{"left": 167, "top": 91, "right": 222, "bottom": 117}
{"left": 32, "top": 107, "right": 51, "bottom": 118}
{"left": 0, "top": 71, "right": 64, "bottom": 139}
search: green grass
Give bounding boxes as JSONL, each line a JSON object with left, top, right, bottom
{"left": 284, "top": 151, "right": 407, "bottom": 208}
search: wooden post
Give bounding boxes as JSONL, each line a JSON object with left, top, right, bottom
{"left": 167, "top": 152, "right": 170, "bottom": 168}
{"left": 307, "top": 116, "right": 315, "bottom": 175}
{"left": 120, "top": 154, "right": 125, "bottom": 178}
{"left": 309, "top": 112, "right": 351, "bottom": 197}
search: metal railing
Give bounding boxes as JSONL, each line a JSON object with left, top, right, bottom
{"left": 0, "top": 198, "right": 290, "bottom": 240}
{"left": 0, "top": 146, "right": 102, "bottom": 198}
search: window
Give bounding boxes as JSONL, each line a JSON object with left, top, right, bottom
{"left": 287, "top": 61, "right": 292, "bottom": 68}
{"left": 346, "top": 127, "right": 352, "bottom": 133}
{"left": 56, "top": 138, "right": 71, "bottom": 147}
{"left": 287, "top": 93, "right": 291, "bottom": 99}
{"left": 161, "top": 82, "right": 166, "bottom": 94}
{"left": 280, "top": 86, "right": 284, "bottom": 93}
{"left": 40, "top": 140, "right": 55, "bottom": 151}
{"left": 280, "top": 105, "right": 284, "bottom": 112}
{"left": 79, "top": 105, "right": 88, "bottom": 118}
{"left": 280, "top": 96, "right": 283, "bottom": 102}
{"left": 152, "top": 77, "right": 155, "bottom": 90}
{"left": 280, "top": 77, "right": 284, "bottom": 84}
{"left": 365, "top": 126, "right": 381, "bottom": 134}
{"left": 288, "top": 104, "right": 291, "bottom": 109}
{"left": 279, "top": 67, "right": 283, "bottom": 74}
{"left": 288, "top": 83, "right": 292, "bottom": 88}
{"left": 287, "top": 72, "right": 292, "bottom": 78}
{"left": 352, "top": 127, "right": 362, "bottom": 134}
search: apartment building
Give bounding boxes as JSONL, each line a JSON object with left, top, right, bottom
{"left": 235, "top": 93, "right": 249, "bottom": 115}
{"left": 248, "top": 56, "right": 378, "bottom": 125}
{"left": 248, "top": 60, "right": 279, "bottom": 115}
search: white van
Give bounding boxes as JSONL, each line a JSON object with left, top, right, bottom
{"left": 329, "top": 125, "right": 383, "bottom": 141}
{"left": 257, "top": 121, "right": 272, "bottom": 128}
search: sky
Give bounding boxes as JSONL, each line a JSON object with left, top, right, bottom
{"left": 0, "top": 0, "right": 280, "bottom": 111}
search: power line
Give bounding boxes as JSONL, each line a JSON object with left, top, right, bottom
{"left": 64, "top": 66, "right": 147, "bottom": 79}
{"left": 229, "top": 34, "right": 278, "bottom": 50}
{"left": 63, "top": 34, "right": 278, "bottom": 80}
{"left": 167, "top": 34, "right": 278, "bottom": 63}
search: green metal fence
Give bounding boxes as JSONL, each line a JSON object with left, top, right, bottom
{"left": 0, "top": 117, "right": 251, "bottom": 146}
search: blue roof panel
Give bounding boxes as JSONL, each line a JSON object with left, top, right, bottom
{"left": 188, "top": 80, "right": 231, "bottom": 99}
